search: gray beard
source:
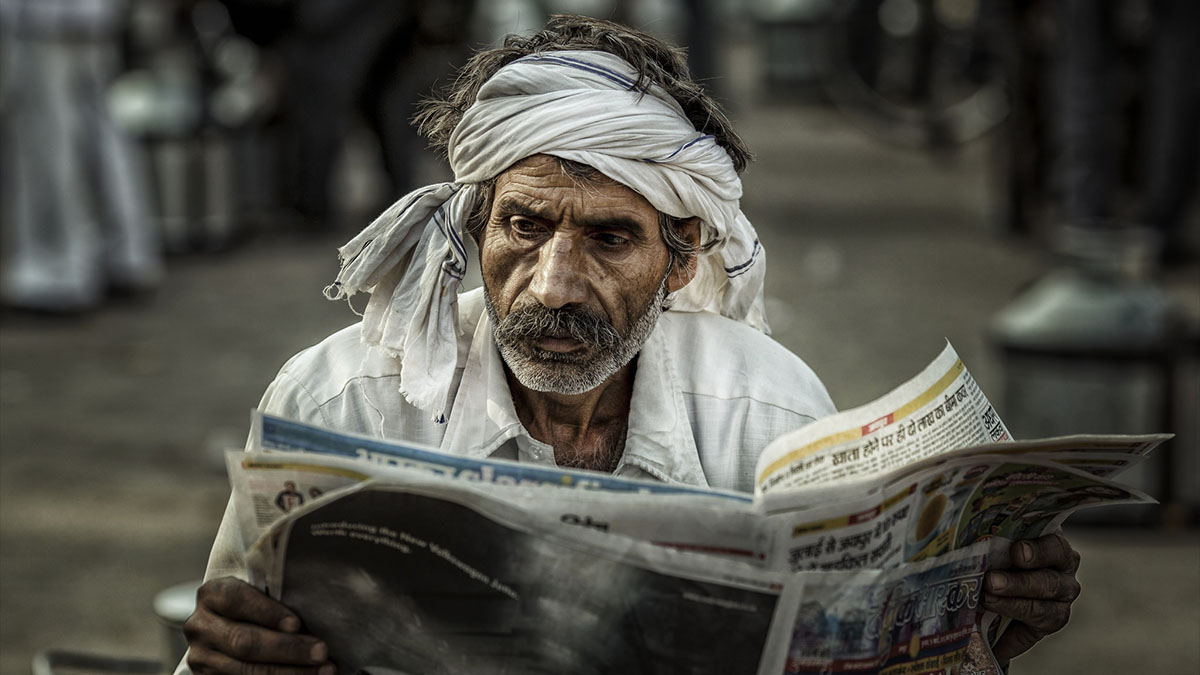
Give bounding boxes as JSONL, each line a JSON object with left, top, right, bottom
{"left": 485, "top": 278, "right": 668, "bottom": 396}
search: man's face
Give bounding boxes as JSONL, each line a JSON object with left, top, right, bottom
{"left": 480, "top": 155, "right": 689, "bottom": 395}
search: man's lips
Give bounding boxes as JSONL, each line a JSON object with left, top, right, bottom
{"left": 532, "top": 336, "right": 586, "bottom": 353}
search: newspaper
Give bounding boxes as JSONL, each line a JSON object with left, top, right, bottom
{"left": 246, "top": 477, "right": 1007, "bottom": 675}
{"left": 775, "top": 542, "right": 1002, "bottom": 675}
{"left": 761, "top": 454, "right": 1150, "bottom": 576}
{"left": 248, "top": 481, "right": 789, "bottom": 675}
{"left": 755, "top": 343, "right": 1012, "bottom": 494}
{"left": 250, "top": 412, "right": 753, "bottom": 503}
{"left": 228, "top": 342, "right": 1168, "bottom": 674}
{"left": 229, "top": 450, "right": 769, "bottom": 567}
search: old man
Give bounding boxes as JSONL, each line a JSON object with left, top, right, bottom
{"left": 182, "top": 15, "right": 1080, "bottom": 674}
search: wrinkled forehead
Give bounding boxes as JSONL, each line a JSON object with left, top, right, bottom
{"left": 497, "top": 154, "right": 623, "bottom": 189}
{"left": 489, "top": 155, "right": 660, "bottom": 226}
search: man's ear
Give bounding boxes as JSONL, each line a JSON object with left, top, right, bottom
{"left": 665, "top": 217, "right": 701, "bottom": 294}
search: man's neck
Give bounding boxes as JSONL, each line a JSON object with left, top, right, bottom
{"left": 504, "top": 359, "right": 637, "bottom": 473}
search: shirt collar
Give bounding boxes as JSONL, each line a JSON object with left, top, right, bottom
{"left": 619, "top": 322, "right": 708, "bottom": 486}
{"left": 439, "top": 307, "right": 525, "bottom": 458}
{"left": 439, "top": 306, "right": 709, "bottom": 488}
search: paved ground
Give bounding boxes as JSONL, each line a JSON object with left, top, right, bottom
{"left": 2, "top": 99, "right": 1198, "bottom": 674}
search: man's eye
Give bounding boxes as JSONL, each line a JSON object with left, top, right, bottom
{"left": 595, "top": 233, "right": 630, "bottom": 248}
{"left": 510, "top": 218, "right": 542, "bottom": 238}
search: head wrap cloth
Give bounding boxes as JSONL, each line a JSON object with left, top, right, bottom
{"left": 326, "top": 50, "right": 768, "bottom": 421}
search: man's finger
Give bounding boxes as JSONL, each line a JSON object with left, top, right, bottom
{"left": 985, "top": 568, "right": 1081, "bottom": 602}
{"left": 189, "top": 577, "right": 331, "bottom": 668}
{"left": 185, "top": 605, "right": 330, "bottom": 668}
{"left": 1010, "top": 533, "right": 1080, "bottom": 572}
{"left": 187, "top": 644, "right": 335, "bottom": 675}
{"left": 198, "top": 577, "right": 302, "bottom": 633}
{"left": 981, "top": 595, "right": 1072, "bottom": 634}
{"left": 218, "top": 620, "right": 330, "bottom": 666}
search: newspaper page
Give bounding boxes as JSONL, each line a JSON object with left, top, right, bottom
{"left": 229, "top": 450, "right": 771, "bottom": 565}
{"left": 1044, "top": 451, "right": 1149, "bottom": 479}
{"left": 771, "top": 540, "right": 1004, "bottom": 675}
{"left": 234, "top": 415, "right": 1166, "bottom": 572}
{"left": 755, "top": 343, "right": 1009, "bottom": 494}
{"left": 245, "top": 477, "right": 1014, "bottom": 675}
{"left": 877, "top": 434, "right": 1168, "bottom": 487}
{"left": 252, "top": 412, "right": 752, "bottom": 503}
{"left": 226, "top": 434, "right": 1161, "bottom": 674}
{"left": 249, "top": 482, "right": 789, "bottom": 675}
{"left": 212, "top": 326, "right": 1174, "bottom": 675}
{"left": 762, "top": 455, "right": 1153, "bottom": 574}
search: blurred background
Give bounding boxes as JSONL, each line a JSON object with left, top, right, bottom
{"left": 1, "top": 0, "right": 1197, "bottom": 673}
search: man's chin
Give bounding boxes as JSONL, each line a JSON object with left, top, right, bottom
{"left": 511, "top": 368, "right": 603, "bottom": 395}
{"left": 505, "top": 352, "right": 608, "bottom": 395}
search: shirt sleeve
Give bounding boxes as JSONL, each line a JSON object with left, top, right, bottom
{"left": 197, "top": 359, "right": 327, "bottom": 583}
{"left": 173, "top": 359, "right": 328, "bottom": 675}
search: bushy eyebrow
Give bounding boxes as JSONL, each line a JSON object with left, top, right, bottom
{"left": 493, "top": 194, "right": 549, "bottom": 220}
{"left": 492, "top": 194, "right": 653, "bottom": 242}
{"left": 582, "top": 216, "right": 651, "bottom": 242}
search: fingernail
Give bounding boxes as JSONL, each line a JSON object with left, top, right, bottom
{"left": 1018, "top": 541, "right": 1035, "bottom": 564}
{"left": 987, "top": 572, "right": 1008, "bottom": 592}
{"left": 319, "top": 664, "right": 337, "bottom": 675}
{"left": 311, "top": 642, "right": 328, "bottom": 662}
{"left": 280, "top": 616, "right": 300, "bottom": 633}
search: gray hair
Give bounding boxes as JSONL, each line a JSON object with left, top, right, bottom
{"left": 414, "top": 15, "right": 751, "bottom": 172}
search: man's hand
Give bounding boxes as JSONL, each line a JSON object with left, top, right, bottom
{"left": 982, "top": 532, "right": 1082, "bottom": 667}
{"left": 184, "top": 576, "right": 336, "bottom": 675}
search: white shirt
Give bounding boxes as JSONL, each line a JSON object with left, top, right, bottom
{"left": 199, "top": 287, "right": 835, "bottom": 581}
{"left": 175, "top": 287, "right": 835, "bottom": 675}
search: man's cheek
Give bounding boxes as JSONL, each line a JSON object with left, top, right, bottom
{"left": 481, "top": 257, "right": 524, "bottom": 308}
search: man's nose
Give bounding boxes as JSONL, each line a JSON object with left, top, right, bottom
{"left": 528, "top": 232, "right": 589, "bottom": 309}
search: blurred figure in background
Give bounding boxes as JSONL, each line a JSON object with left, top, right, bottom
{"left": 994, "top": 0, "right": 1199, "bottom": 342}
{"left": 991, "top": 0, "right": 1197, "bottom": 469}
{"left": 1053, "top": 0, "right": 1199, "bottom": 259}
{"left": 0, "top": 0, "right": 163, "bottom": 313}
{"left": 274, "top": 0, "right": 475, "bottom": 231}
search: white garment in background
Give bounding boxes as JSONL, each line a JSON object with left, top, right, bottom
{"left": 1, "top": 1, "right": 162, "bottom": 310}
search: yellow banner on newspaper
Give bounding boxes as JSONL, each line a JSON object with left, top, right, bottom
{"left": 758, "top": 359, "right": 965, "bottom": 486}
{"left": 790, "top": 484, "right": 915, "bottom": 537}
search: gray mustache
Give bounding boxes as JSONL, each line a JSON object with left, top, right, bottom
{"left": 495, "top": 304, "right": 621, "bottom": 349}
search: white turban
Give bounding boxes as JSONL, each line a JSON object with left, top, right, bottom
{"left": 326, "top": 50, "right": 768, "bottom": 421}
